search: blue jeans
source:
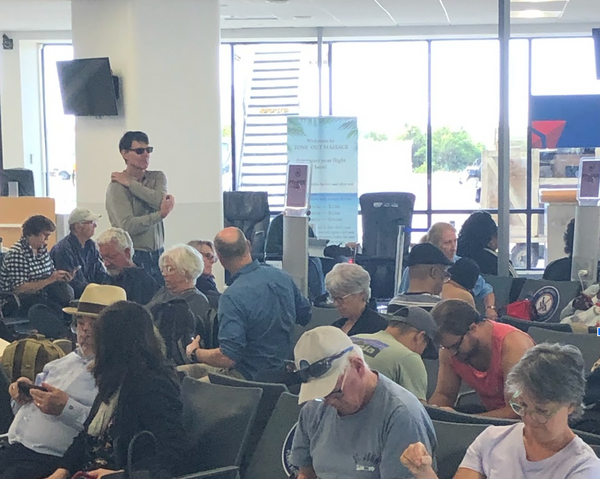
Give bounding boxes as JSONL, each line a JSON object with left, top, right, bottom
{"left": 133, "top": 248, "right": 165, "bottom": 286}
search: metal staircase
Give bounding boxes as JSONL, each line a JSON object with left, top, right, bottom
{"left": 238, "top": 46, "right": 302, "bottom": 210}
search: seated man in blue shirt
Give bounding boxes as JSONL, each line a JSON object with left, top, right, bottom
{"left": 399, "top": 222, "right": 497, "bottom": 318}
{"left": 50, "top": 208, "right": 108, "bottom": 298}
{"left": 1, "top": 284, "right": 126, "bottom": 479}
{"left": 186, "top": 227, "right": 311, "bottom": 380}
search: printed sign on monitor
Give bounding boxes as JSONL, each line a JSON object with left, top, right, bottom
{"left": 577, "top": 158, "right": 600, "bottom": 206}
{"left": 285, "top": 163, "right": 311, "bottom": 215}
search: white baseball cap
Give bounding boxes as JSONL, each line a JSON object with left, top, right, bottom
{"left": 294, "top": 326, "right": 355, "bottom": 404}
{"left": 68, "top": 207, "right": 101, "bottom": 225}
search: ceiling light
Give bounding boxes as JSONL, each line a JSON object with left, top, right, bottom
{"left": 266, "top": 0, "right": 290, "bottom": 3}
{"left": 511, "top": 0, "right": 567, "bottom": 2}
{"left": 511, "top": 9, "right": 562, "bottom": 18}
{"left": 294, "top": 15, "right": 313, "bottom": 20}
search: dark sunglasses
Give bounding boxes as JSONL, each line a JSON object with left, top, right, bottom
{"left": 127, "top": 146, "right": 154, "bottom": 155}
{"left": 296, "top": 346, "right": 353, "bottom": 383}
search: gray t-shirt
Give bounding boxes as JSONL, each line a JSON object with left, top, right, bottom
{"left": 460, "top": 423, "right": 600, "bottom": 479}
{"left": 290, "top": 374, "right": 437, "bottom": 479}
{"left": 352, "top": 331, "right": 428, "bottom": 401}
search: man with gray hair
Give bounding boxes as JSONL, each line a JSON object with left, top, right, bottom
{"left": 399, "top": 222, "right": 497, "bottom": 319}
{"left": 185, "top": 226, "right": 311, "bottom": 380}
{"left": 97, "top": 228, "right": 159, "bottom": 305}
{"left": 290, "top": 326, "right": 436, "bottom": 479}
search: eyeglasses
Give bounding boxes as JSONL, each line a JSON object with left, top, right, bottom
{"left": 201, "top": 251, "right": 218, "bottom": 264}
{"left": 296, "top": 346, "right": 354, "bottom": 383}
{"left": 509, "top": 393, "right": 561, "bottom": 424}
{"left": 331, "top": 292, "right": 359, "bottom": 304}
{"left": 160, "top": 265, "right": 177, "bottom": 274}
{"left": 433, "top": 266, "right": 452, "bottom": 283}
{"left": 127, "top": 147, "right": 154, "bottom": 155}
{"left": 440, "top": 333, "right": 465, "bottom": 354}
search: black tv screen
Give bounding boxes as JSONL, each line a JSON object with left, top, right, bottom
{"left": 56, "top": 57, "right": 118, "bottom": 116}
{"left": 594, "top": 28, "right": 600, "bottom": 80}
{"left": 0, "top": 168, "right": 35, "bottom": 196}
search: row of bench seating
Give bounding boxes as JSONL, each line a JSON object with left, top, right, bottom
{"left": 178, "top": 370, "right": 600, "bottom": 479}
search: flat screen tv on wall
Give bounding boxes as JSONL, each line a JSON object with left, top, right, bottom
{"left": 56, "top": 57, "right": 119, "bottom": 116}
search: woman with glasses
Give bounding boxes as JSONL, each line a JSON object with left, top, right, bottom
{"left": 146, "top": 244, "right": 211, "bottom": 338}
{"left": 401, "top": 343, "right": 600, "bottom": 479}
{"left": 326, "top": 263, "right": 387, "bottom": 336}
{"left": 188, "top": 240, "right": 221, "bottom": 308}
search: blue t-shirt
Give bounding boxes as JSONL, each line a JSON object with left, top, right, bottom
{"left": 291, "top": 374, "right": 437, "bottom": 479}
{"left": 218, "top": 260, "right": 311, "bottom": 379}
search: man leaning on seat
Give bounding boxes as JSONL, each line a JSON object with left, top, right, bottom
{"left": 185, "top": 227, "right": 311, "bottom": 380}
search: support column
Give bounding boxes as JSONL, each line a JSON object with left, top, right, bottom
{"left": 72, "top": 0, "right": 223, "bottom": 250}
{"left": 497, "top": 0, "right": 511, "bottom": 276}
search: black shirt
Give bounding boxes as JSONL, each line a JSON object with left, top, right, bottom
{"left": 332, "top": 306, "right": 388, "bottom": 336}
{"left": 543, "top": 257, "right": 572, "bottom": 282}
{"left": 103, "top": 267, "right": 159, "bottom": 305}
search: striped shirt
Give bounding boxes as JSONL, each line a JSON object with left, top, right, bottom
{"left": 386, "top": 293, "right": 441, "bottom": 314}
{"left": 0, "top": 237, "right": 54, "bottom": 292}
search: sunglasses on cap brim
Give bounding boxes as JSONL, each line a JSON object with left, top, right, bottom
{"left": 295, "top": 345, "right": 354, "bottom": 384}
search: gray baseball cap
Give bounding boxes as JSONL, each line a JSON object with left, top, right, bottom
{"left": 388, "top": 306, "right": 439, "bottom": 359}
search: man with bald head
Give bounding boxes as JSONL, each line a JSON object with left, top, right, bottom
{"left": 399, "top": 222, "right": 497, "bottom": 319}
{"left": 186, "top": 227, "right": 311, "bottom": 380}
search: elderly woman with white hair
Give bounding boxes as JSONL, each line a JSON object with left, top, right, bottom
{"left": 327, "top": 263, "right": 387, "bottom": 336}
{"left": 401, "top": 343, "right": 600, "bottom": 479}
{"left": 146, "top": 244, "right": 210, "bottom": 334}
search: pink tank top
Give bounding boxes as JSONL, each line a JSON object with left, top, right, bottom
{"left": 450, "top": 321, "right": 529, "bottom": 412}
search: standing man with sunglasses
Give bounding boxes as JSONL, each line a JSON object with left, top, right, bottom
{"left": 290, "top": 326, "right": 436, "bottom": 479}
{"left": 429, "top": 299, "right": 534, "bottom": 419}
{"left": 106, "top": 131, "right": 175, "bottom": 285}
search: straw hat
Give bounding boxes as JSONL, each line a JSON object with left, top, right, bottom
{"left": 63, "top": 283, "right": 127, "bottom": 317}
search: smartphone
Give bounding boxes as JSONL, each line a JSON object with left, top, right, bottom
{"left": 18, "top": 382, "right": 48, "bottom": 397}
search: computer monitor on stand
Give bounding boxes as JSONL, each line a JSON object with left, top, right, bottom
{"left": 0, "top": 169, "right": 35, "bottom": 197}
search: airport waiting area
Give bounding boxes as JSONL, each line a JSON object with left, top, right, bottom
{"left": 2, "top": 0, "right": 600, "bottom": 478}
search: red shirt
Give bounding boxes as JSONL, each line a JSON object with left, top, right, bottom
{"left": 450, "top": 321, "right": 531, "bottom": 411}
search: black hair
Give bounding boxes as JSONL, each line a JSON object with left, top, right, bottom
{"left": 22, "top": 215, "right": 56, "bottom": 237}
{"left": 456, "top": 211, "right": 498, "bottom": 258}
{"left": 92, "top": 301, "right": 167, "bottom": 403}
{"left": 448, "top": 257, "right": 480, "bottom": 291}
{"left": 564, "top": 219, "right": 575, "bottom": 256}
{"left": 119, "top": 131, "right": 149, "bottom": 152}
{"left": 431, "top": 299, "right": 483, "bottom": 340}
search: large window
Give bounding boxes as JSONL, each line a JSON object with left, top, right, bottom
{"left": 41, "top": 36, "right": 600, "bottom": 270}
{"left": 332, "top": 42, "right": 428, "bottom": 225}
{"left": 41, "top": 44, "right": 76, "bottom": 214}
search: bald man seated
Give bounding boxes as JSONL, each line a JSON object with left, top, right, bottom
{"left": 186, "top": 227, "right": 311, "bottom": 380}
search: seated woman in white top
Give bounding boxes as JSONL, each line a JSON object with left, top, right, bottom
{"left": 401, "top": 343, "right": 600, "bottom": 479}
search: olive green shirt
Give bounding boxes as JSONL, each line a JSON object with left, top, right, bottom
{"left": 352, "top": 330, "right": 428, "bottom": 401}
{"left": 105, "top": 170, "right": 167, "bottom": 252}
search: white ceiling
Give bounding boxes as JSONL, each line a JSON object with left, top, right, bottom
{"left": 0, "top": 0, "right": 598, "bottom": 32}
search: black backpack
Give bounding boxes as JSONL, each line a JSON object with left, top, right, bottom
{"left": 571, "top": 367, "right": 600, "bottom": 435}
{"left": 151, "top": 299, "right": 204, "bottom": 366}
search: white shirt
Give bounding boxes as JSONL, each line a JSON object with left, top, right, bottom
{"left": 9, "top": 348, "right": 98, "bottom": 457}
{"left": 460, "top": 423, "right": 600, "bottom": 479}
